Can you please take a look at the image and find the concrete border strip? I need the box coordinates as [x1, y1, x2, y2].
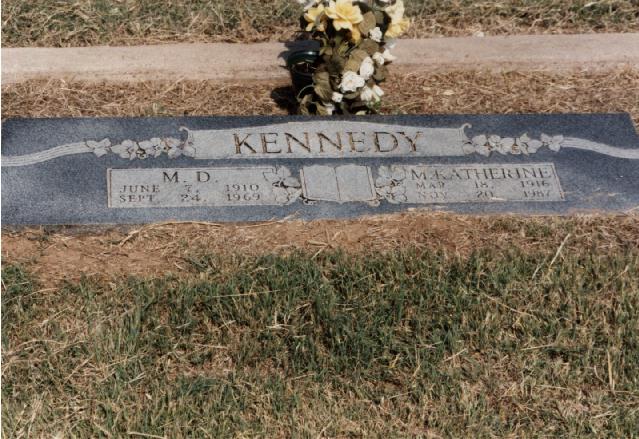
[3, 33, 639, 85]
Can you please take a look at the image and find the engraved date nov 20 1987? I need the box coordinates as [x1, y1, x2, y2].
[399, 163, 564, 204]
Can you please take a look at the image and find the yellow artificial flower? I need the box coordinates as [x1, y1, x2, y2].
[325, 0, 363, 33]
[385, 17, 410, 38]
[350, 25, 362, 42]
[304, 4, 325, 31]
[384, 0, 410, 38]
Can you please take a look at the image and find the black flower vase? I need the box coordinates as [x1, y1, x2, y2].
[286, 50, 319, 98]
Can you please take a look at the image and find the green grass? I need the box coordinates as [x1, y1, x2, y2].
[2, 248, 639, 437]
[2, 0, 638, 47]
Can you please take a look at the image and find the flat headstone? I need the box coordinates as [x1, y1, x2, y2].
[2, 114, 638, 225]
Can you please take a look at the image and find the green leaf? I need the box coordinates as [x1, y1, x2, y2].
[298, 94, 314, 115]
[350, 49, 369, 64]
[350, 100, 370, 113]
[344, 59, 359, 72]
[327, 54, 346, 76]
[344, 49, 368, 72]
[313, 71, 333, 102]
[359, 12, 377, 36]
[355, 1, 372, 14]
[373, 65, 388, 82]
[374, 10, 391, 33]
[359, 39, 380, 56]
[316, 103, 332, 116]
[337, 40, 350, 56]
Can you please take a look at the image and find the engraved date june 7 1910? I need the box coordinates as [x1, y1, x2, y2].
[108, 167, 280, 208]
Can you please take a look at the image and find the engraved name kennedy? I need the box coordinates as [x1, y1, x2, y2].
[4, 121, 638, 167]
[232, 130, 423, 154]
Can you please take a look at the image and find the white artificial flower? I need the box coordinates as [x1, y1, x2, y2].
[359, 56, 375, 80]
[369, 26, 383, 42]
[324, 102, 335, 115]
[372, 84, 385, 98]
[360, 87, 374, 102]
[385, 0, 405, 22]
[332, 92, 344, 103]
[382, 49, 397, 62]
[360, 85, 384, 103]
[372, 52, 385, 66]
[339, 71, 366, 92]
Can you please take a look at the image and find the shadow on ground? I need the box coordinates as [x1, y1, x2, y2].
[271, 39, 317, 115]
[271, 85, 299, 115]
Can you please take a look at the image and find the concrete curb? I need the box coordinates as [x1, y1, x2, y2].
[3, 33, 639, 84]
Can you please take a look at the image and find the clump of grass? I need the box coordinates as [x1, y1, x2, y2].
[2, 0, 638, 47]
[3, 70, 639, 127]
[2, 248, 638, 437]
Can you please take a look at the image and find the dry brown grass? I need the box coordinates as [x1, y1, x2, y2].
[3, 68, 639, 284]
[2, 0, 638, 47]
[3, 69, 639, 126]
[3, 228, 638, 437]
[3, 213, 639, 286]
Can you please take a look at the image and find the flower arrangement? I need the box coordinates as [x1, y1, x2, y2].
[291, 0, 410, 115]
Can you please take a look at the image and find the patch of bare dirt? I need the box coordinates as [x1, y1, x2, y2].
[3, 213, 638, 286]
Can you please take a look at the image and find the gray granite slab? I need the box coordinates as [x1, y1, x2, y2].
[2, 114, 638, 225]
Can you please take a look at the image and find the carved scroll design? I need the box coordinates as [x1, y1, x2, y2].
[461, 132, 639, 160]
[3, 123, 639, 167]
[263, 167, 303, 205]
[3, 133, 194, 167]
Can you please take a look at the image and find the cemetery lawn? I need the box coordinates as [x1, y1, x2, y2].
[3, 0, 639, 47]
[2, 215, 639, 437]
[3, 69, 639, 127]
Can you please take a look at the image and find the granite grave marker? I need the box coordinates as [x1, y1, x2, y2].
[2, 114, 638, 225]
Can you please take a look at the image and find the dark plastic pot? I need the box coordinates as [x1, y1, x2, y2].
[286, 50, 319, 98]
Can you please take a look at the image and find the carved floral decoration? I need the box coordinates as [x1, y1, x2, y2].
[463, 133, 565, 156]
[85, 129, 195, 160]
[375, 165, 407, 203]
[263, 167, 303, 205]
[85, 131, 568, 161]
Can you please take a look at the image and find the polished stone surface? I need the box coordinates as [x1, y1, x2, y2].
[2, 114, 638, 225]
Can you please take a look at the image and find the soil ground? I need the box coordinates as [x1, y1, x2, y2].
[4, 214, 638, 287]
